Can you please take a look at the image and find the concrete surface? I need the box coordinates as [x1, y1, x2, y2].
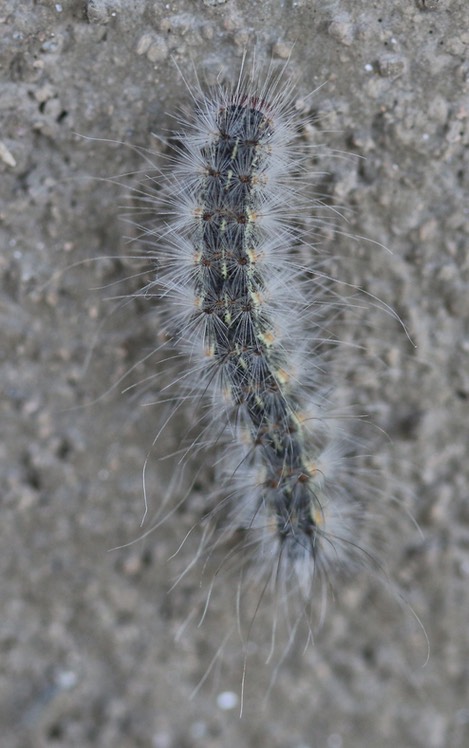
[1, 1, 468, 746]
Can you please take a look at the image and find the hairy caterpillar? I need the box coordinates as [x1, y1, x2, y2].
[91, 56, 428, 699]
[130, 57, 391, 633]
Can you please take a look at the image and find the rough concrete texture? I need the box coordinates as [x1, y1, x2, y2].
[1, 0, 468, 746]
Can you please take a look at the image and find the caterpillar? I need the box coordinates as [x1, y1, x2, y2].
[133, 57, 385, 637]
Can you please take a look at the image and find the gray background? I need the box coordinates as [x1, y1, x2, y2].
[1, 0, 468, 746]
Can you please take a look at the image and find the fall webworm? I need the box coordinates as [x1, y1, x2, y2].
[74, 52, 426, 693]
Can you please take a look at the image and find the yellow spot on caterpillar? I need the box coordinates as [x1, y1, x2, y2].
[296, 409, 312, 426]
[221, 384, 232, 402]
[194, 294, 204, 309]
[239, 426, 252, 446]
[266, 513, 278, 536]
[204, 343, 215, 358]
[312, 505, 325, 528]
[304, 461, 319, 478]
[255, 395, 265, 410]
[251, 173, 268, 187]
[249, 290, 263, 307]
[274, 367, 290, 385]
[246, 247, 257, 264]
[258, 330, 276, 346]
